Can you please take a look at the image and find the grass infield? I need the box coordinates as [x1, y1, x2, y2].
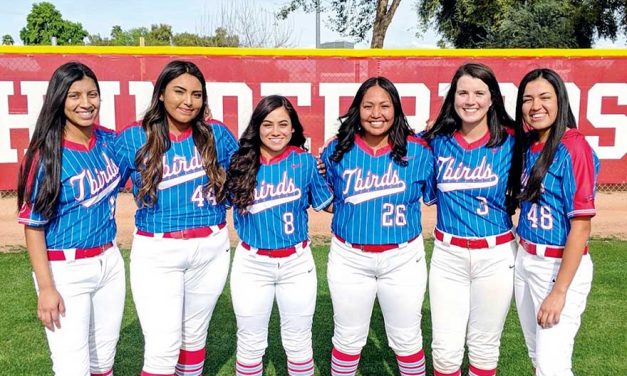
[1, 239, 625, 375]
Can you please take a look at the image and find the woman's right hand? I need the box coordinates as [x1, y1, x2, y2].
[37, 286, 65, 331]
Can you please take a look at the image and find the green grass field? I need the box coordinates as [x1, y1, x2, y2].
[1, 239, 625, 375]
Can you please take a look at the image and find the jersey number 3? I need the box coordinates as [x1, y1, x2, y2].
[476, 196, 489, 216]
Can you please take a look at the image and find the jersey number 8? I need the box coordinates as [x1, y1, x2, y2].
[283, 212, 295, 234]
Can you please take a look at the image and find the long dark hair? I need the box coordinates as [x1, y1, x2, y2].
[135, 60, 227, 207]
[330, 76, 413, 166]
[17, 62, 100, 218]
[424, 62, 513, 147]
[509, 68, 577, 203]
[227, 95, 307, 211]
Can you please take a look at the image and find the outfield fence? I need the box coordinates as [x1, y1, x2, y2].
[1, 47, 625, 190]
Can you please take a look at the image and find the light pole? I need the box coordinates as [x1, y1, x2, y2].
[315, 0, 320, 48]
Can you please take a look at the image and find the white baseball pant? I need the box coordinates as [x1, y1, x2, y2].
[130, 227, 230, 375]
[230, 242, 317, 365]
[514, 244, 593, 376]
[327, 235, 427, 356]
[34, 244, 125, 376]
[429, 232, 516, 374]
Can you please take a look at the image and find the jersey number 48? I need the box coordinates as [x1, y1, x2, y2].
[527, 203, 553, 230]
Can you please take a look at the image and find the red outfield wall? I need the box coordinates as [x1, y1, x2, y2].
[0, 47, 625, 189]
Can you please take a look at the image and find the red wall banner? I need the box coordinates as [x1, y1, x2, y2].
[0, 48, 625, 189]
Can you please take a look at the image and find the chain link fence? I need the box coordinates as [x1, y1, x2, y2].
[598, 184, 627, 192]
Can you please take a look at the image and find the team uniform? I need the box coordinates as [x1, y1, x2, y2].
[427, 130, 516, 376]
[321, 134, 435, 376]
[230, 145, 333, 376]
[515, 128, 599, 376]
[114, 121, 238, 376]
[18, 126, 125, 376]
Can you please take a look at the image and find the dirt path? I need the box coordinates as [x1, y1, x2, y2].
[2, 191, 625, 251]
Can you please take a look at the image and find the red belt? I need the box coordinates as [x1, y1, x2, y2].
[241, 240, 309, 258]
[334, 234, 419, 253]
[47, 242, 113, 261]
[136, 223, 226, 239]
[434, 228, 515, 249]
[519, 238, 588, 258]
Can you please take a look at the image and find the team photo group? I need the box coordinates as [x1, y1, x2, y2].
[17, 59, 598, 376]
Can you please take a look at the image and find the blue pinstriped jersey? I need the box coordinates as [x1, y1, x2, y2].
[321, 135, 435, 245]
[114, 121, 238, 233]
[233, 146, 333, 249]
[518, 129, 599, 246]
[18, 126, 120, 249]
[429, 131, 514, 237]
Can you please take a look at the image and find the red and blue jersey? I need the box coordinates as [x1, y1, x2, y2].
[518, 129, 599, 246]
[321, 134, 435, 245]
[429, 130, 515, 237]
[18, 126, 121, 249]
[114, 121, 238, 233]
[233, 146, 333, 250]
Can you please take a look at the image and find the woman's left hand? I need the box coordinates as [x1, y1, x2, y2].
[316, 156, 326, 176]
[537, 289, 566, 329]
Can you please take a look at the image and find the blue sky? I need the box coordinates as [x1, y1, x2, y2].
[2, 0, 625, 48]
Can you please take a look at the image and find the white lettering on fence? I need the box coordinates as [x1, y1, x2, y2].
[206, 82, 253, 137]
[587, 83, 627, 160]
[0, 80, 625, 168]
[0, 81, 47, 163]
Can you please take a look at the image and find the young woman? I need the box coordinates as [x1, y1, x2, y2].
[510, 68, 598, 376]
[114, 60, 238, 376]
[17, 62, 125, 376]
[423, 62, 517, 376]
[227, 95, 332, 376]
[320, 77, 435, 376]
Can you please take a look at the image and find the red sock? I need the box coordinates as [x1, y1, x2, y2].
[91, 370, 113, 376]
[397, 349, 426, 376]
[434, 369, 461, 376]
[287, 357, 315, 376]
[469, 364, 497, 376]
[330, 347, 360, 376]
[174, 348, 205, 376]
[235, 360, 263, 376]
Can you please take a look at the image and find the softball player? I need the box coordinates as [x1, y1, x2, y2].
[227, 95, 332, 376]
[114, 61, 238, 376]
[422, 63, 517, 376]
[320, 77, 435, 376]
[510, 68, 598, 376]
[17, 62, 125, 376]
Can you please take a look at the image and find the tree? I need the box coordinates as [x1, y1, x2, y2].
[20, 2, 88, 45]
[199, 0, 294, 48]
[485, 1, 578, 48]
[2, 34, 14, 45]
[208, 27, 240, 47]
[417, 0, 627, 48]
[172, 32, 208, 47]
[172, 29, 239, 47]
[88, 25, 238, 47]
[278, 0, 402, 48]
[146, 24, 173, 46]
